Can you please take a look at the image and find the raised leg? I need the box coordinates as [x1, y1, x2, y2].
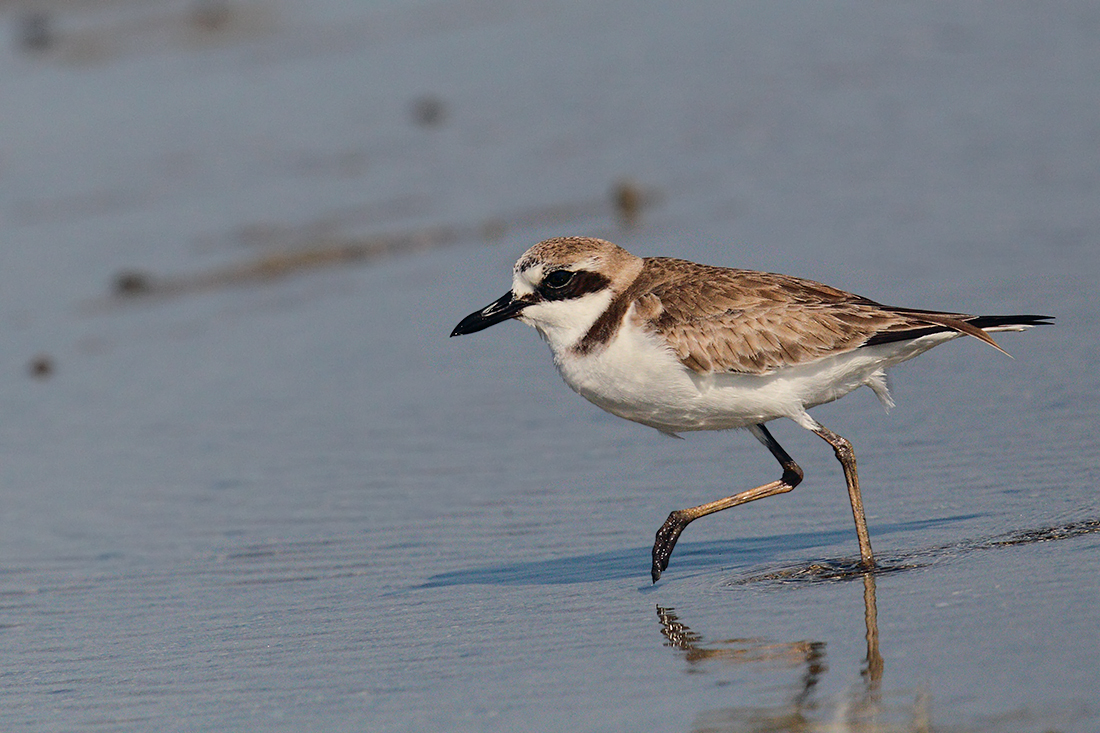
[811, 424, 875, 568]
[651, 423, 803, 583]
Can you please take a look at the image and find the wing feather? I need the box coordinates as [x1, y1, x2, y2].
[634, 258, 980, 375]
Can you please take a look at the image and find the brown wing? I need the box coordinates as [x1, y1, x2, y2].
[635, 258, 984, 375]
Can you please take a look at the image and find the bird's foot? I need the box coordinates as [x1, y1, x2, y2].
[651, 510, 689, 583]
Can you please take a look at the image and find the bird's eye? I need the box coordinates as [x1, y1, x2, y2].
[544, 270, 574, 289]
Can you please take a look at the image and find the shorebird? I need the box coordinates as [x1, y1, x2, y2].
[450, 237, 1050, 582]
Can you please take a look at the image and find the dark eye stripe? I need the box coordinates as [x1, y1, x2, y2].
[537, 270, 611, 301]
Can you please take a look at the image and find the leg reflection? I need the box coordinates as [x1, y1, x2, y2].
[655, 570, 941, 732]
[656, 605, 826, 702]
[862, 570, 884, 693]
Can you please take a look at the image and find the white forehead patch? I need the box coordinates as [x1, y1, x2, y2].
[511, 255, 604, 297]
[512, 272, 537, 296]
[511, 260, 544, 296]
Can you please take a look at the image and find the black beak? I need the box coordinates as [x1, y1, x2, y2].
[450, 291, 529, 337]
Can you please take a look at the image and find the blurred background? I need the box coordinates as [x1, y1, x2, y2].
[0, 1, 1096, 731]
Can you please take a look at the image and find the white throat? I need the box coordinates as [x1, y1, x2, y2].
[517, 288, 615, 356]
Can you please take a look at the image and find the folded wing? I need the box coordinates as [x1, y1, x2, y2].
[638, 258, 1050, 375]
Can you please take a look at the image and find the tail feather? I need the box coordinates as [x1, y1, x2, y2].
[863, 313, 1053, 352]
[966, 314, 1055, 331]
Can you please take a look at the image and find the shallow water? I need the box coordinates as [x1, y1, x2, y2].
[0, 1, 1097, 730]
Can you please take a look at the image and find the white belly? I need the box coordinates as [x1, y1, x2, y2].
[551, 320, 958, 434]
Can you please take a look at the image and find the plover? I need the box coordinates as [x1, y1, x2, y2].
[451, 236, 1051, 582]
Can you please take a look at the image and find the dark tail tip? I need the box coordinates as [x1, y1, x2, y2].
[968, 314, 1054, 329]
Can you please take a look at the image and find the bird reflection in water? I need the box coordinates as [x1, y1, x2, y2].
[657, 574, 935, 733]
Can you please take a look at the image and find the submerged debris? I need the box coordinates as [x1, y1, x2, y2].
[28, 354, 54, 379]
[190, 0, 233, 32]
[94, 187, 661, 307]
[410, 95, 447, 127]
[17, 12, 53, 52]
[611, 179, 642, 228]
[113, 270, 156, 296]
[611, 179, 661, 228]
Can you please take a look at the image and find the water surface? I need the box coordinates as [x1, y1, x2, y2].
[0, 1, 1097, 730]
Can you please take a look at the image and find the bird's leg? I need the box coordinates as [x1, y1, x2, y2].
[810, 423, 875, 568]
[651, 424, 803, 583]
